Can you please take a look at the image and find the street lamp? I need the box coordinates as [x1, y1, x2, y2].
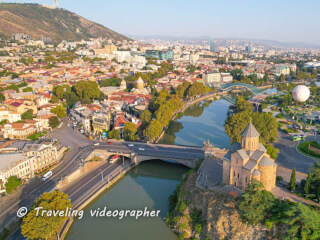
[99, 169, 104, 183]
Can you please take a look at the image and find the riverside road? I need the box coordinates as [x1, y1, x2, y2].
[0, 120, 205, 234]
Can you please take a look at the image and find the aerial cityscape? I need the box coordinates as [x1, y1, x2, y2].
[0, 1, 320, 240]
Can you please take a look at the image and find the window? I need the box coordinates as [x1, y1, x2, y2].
[238, 173, 240, 179]
[245, 177, 248, 183]
[234, 171, 235, 177]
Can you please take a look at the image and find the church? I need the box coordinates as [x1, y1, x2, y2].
[222, 122, 277, 191]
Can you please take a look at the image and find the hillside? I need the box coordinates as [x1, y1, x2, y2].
[0, 3, 131, 42]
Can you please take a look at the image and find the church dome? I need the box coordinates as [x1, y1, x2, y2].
[136, 77, 144, 90]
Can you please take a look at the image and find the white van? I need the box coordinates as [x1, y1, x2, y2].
[42, 171, 53, 181]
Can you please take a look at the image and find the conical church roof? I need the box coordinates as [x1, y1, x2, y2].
[241, 122, 260, 138]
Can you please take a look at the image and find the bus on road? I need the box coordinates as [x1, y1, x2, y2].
[292, 135, 306, 142]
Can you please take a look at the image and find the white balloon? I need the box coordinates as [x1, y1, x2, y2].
[292, 85, 310, 103]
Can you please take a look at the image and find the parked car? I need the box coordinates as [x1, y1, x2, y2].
[128, 144, 134, 147]
[107, 141, 112, 145]
[138, 148, 145, 151]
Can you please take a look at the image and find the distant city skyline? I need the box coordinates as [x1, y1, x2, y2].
[2, 0, 320, 45]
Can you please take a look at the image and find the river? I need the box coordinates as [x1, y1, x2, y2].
[66, 99, 231, 240]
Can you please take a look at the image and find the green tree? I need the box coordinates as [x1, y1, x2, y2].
[53, 84, 71, 99]
[123, 122, 137, 141]
[100, 77, 121, 87]
[143, 119, 162, 141]
[265, 144, 279, 159]
[236, 96, 253, 113]
[304, 171, 311, 195]
[73, 81, 100, 101]
[65, 92, 79, 107]
[22, 109, 34, 120]
[48, 116, 60, 129]
[51, 105, 67, 118]
[282, 202, 320, 240]
[238, 179, 275, 224]
[225, 111, 252, 144]
[310, 161, 320, 201]
[108, 129, 120, 140]
[279, 74, 286, 82]
[21, 191, 72, 240]
[140, 109, 152, 126]
[22, 87, 33, 92]
[50, 95, 59, 103]
[289, 168, 296, 191]
[4, 176, 21, 193]
[0, 93, 4, 103]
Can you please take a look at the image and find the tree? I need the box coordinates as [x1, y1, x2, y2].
[304, 171, 311, 195]
[140, 110, 152, 126]
[73, 81, 100, 101]
[281, 202, 320, 240]
[143, 119, 162, 141]
[279, 74, 286, 82]
[22, 109, 34, 120]
[225, 111, 252, 144]
[108, 129, 120, 140]
[48, 116, 60, 129]
[4, 176, 21, 193]
[236, 96, 253, 113]
[100, 77, 121, 87]
[53, 84, 71, 99]
[238, 179, 275, 224]
[50, 95, 59, 103]
[310, 161, 320, 201]
[0, 93, 4, 103]
[51, 105, 67, 118]
[123, 122, 137, 141]
[289, 168, 296, 191]
[21, 191, 72, 240]
[22, 87, 33, 92]
[65, 92, 79, 107]
[265, 144, 279, 159]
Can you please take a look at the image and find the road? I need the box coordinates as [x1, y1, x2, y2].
[94, 141, 205, 161]
[1, 119, 205, 235]
[275, 130, 320, 173]
[0, 119, 91, 232]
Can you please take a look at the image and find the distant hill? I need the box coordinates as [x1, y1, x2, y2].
[0, 3, 131, 42]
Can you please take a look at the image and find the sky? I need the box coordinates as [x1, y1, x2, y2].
[2, 0, 320, 44]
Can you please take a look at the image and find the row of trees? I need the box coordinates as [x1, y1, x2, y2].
[51, 81, 104, 106]
[290, 161, 320, 203]
[239, 180, 320, 239]
[21, 191, 72, 239]
[142, 82, 211, 141]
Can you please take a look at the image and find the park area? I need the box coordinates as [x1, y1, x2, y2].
[298, 141, 320, 159]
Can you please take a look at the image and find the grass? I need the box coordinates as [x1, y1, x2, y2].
[297, 141, 320, 159]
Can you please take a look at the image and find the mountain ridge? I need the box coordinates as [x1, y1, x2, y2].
[0, 3, 131, 42]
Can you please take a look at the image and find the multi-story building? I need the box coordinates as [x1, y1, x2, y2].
[91, 112, 111, 135]
[0, 140, 66, 193]
[1, 121, 42, 139]
[22, 140, 66, 173]
[0, 153, 32, 194]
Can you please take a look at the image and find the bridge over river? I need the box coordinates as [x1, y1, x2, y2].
[92, 141, 214, 168]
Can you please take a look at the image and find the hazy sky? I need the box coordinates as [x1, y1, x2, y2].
[3, 0, 320, 44]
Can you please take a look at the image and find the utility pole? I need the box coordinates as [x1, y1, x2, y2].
[99, 169, 104, 183]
